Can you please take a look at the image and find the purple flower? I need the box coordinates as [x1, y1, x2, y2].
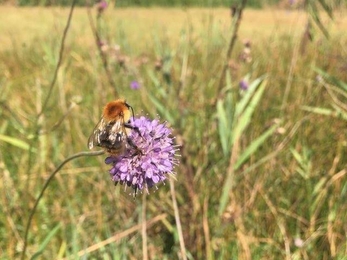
[239, 79, 249, 91]
[130, 81, 140, 90]
[105, 116, 179, 196]
[97, 40, 105, 47]
[97, 0, 108, 13]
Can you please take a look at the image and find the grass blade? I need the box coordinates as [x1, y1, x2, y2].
[232, 79, 267, 142]
[317, 0, 333, 19]
[314, 67, 347, 92]
[217, 100, 230, 155]
[308, 3, 329, 38]
[235, 75, 265, 118]
[234, 123, 277, 171]
[301, 106, 347, 120]
[0, 134, 35, 151]
[30, 224, 61, 260]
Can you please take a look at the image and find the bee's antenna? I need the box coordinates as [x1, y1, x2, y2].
[130, 106, 135, 121]
[125, 101, 135, 121]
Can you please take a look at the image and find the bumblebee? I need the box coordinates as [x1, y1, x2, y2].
[88, 99, 138, 155]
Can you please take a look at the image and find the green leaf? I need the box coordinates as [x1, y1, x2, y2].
[217, 100, 230, 155]
[235, 75, 264, 118]
[308, 2, 329, 38]
[312, 177, 327, 203]
[0, 134, 35, 151]
[31, 224, 61, 260]
[232, 79, 267, 142]
[301, 106, 347, 121]
[314, 67, 347, 92]
[301, 106, 333, 115]
[331, 104, 347, 120]
[218, 168, 234, 216]
[290, 148, 310, 179]
[317, 0, 333, 19]
[219, 78, 267, 215]
[234, 123, 277, 171]
[291, 148, 303, 165]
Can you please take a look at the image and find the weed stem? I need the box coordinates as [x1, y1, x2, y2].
[21, 150, 104, 260]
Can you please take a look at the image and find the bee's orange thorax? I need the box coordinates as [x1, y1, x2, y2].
[103, 99, 131, 122]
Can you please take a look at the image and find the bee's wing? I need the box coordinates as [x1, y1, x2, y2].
[111, 118, 125, 134]
[88, 117, 107, 149]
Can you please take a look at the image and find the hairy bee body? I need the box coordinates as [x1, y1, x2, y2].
[88, 99, 133, 156]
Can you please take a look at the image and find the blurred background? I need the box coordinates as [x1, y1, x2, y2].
[1, 0, 347, 259]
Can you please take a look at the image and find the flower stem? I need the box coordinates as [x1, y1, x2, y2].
[21, 150, 104, 260]
[170, 178, 187, 260]
[142, 192, 148, 260]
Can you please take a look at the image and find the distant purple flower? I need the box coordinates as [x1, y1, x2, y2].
[130, 81, 140, 90]
[289, 0, 296, 5]
[239, 79, 249, 91]
[97, 0, 108, 13]
[98, 40, 105, 47]
[105, 116, 179, 196]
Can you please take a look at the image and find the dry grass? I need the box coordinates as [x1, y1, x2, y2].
[3, 7, 346, 51]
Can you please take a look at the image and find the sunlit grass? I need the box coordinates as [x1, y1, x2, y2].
[1, 6, 347, 259]
[0, 7, 333, 51]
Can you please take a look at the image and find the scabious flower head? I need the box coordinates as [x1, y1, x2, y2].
[105, 116, 179, 196]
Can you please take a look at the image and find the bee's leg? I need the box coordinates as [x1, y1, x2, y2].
[126, 137, 143, 155]
[124, 123, 142, 137]
[132, 185, 138, 198]
[124, 122, 143, 155]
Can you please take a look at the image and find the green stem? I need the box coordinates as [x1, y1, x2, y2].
[21, 150, 104, 260]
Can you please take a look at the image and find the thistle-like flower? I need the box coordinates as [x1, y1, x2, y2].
[105, 116, 179, 196]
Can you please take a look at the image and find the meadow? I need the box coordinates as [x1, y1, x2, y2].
[1, 5, 347, 259]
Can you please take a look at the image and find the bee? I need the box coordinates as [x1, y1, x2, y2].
[88, 99, 139, 156]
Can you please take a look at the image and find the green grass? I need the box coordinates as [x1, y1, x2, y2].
[1, 6, 347, 260]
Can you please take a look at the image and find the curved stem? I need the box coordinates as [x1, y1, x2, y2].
[21, 150, 104, 260]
